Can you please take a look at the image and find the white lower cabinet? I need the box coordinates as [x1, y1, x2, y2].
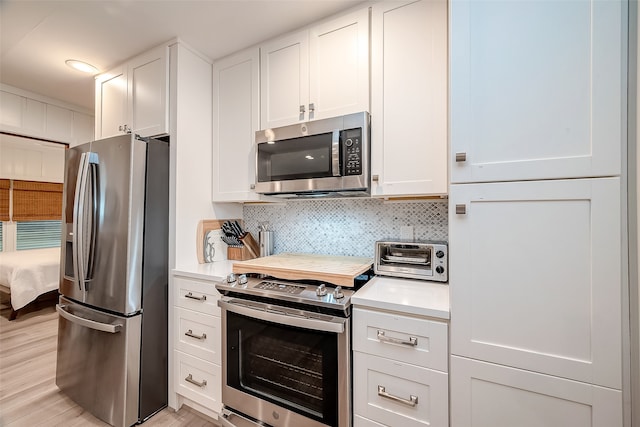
[172, 275, 222, 419]
[353, 307, 449, 427]
[175, 351, 222, 414]
[450, 356, 622, 427]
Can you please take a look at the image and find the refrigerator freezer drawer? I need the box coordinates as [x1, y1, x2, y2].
[55, 296, 142, 427]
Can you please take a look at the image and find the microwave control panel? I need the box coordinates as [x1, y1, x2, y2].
[342, 128, 362, 176]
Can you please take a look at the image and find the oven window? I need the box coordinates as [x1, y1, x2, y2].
[257, 133, 334, 182]
[227, 311, 339, 426]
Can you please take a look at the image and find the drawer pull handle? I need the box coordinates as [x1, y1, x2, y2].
[185, 329, 207, 340]
[377, 330, 418, 347]
[185, 292, 207, 301]
[378, 385, 418, 407]
[185, 374, 207, 388]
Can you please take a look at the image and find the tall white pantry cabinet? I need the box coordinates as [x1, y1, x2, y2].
[448, 0, 626, 426]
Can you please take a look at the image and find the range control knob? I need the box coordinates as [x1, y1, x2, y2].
[226, 273, 237, 283]
[238, 274, 248, 285]
[316, 284, 327, 296]
[435, 265, 445, 274]
[333, 286, 344, 300]
[436, 250, 445, 258]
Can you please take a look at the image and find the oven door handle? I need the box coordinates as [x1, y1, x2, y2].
[218, 299, 346, 333]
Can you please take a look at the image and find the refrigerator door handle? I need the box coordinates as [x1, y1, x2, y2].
[56, 304, 122, 334]
[73, 152, 99, 290]
[72, 152, 90, 292]
[85, 156, 99, 281]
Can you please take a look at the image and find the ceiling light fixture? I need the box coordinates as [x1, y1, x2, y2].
[65, 59, 98, 74]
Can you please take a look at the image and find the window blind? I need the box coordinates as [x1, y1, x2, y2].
[16, 220, 61, 250]
[12, 180, 63, 221]
[0, 222, 3, 251]
[0, 179, 9, 222]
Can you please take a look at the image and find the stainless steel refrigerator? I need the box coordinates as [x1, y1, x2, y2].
[56, 134, 169, 427]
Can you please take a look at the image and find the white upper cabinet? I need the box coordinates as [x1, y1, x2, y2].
[260, 7, 369, 129]
[95, 44, 169, 139]
[212, 47, 266, 202]
[449, 178, 622, 389]
[0, 133, 65, 183]
[370, 0, 448, 197]
[450, 0, 623, 183]
[0, 87, 93, 144]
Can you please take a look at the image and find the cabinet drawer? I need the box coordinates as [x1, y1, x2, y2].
[174, 350, 222, 414]
[353, 352, 449, 427]
[173, 276, 221, 315]
[174, 307, 221, 363]
[354, 414, 386, 426]
[353, 307, 448, 372]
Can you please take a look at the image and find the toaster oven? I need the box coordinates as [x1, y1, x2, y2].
[374, 241, 448, 282]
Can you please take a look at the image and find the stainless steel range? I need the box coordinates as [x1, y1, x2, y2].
[216, 270, 372, 427]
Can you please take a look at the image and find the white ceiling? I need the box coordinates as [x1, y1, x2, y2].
[0, 0, 365, 112]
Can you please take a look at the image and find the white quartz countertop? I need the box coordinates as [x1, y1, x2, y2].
[172, 260, 234, 282]
[352, 275, 450, 320]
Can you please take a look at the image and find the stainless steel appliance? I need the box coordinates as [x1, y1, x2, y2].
[375, 240, 448, 282]
[216, 272, 373, 427]
[55, 134, 169, 427]
[255, 111, 370, 198]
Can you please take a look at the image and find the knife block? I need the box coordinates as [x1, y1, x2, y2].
[227, 246, 254, 261]
[227, 233, 260, 261]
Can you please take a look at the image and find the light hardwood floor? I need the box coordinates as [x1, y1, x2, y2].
[0, 295, 219, 427]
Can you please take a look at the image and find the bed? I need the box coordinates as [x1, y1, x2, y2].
[0, 247, 61, 320]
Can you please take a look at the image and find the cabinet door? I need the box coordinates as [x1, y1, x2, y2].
[449, 178, 621, 389]
[128, 45, 169, 137]
[309, 7, 369, 121]
[450, 356, 622, 427]
[95, 65, 127, 139]
[72, 111, 94, 147]
[0, 90, 24, 130]
[260, 30, 309, 129]
[370, 0, 447, 197]
[45, 104, 74, 143]
[450, 0, 623, 182]
[212, 48, 263, 202]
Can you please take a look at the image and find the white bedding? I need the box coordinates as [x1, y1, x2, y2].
[0, 247, 60, 310]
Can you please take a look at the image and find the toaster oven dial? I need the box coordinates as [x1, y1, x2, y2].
[436, 250, 445, 258]
[435, 265, 445, 274]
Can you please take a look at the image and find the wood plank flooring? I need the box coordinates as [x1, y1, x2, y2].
[0, 296, 219, 427]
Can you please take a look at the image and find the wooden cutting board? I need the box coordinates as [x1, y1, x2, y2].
[232, 253, 373, 287]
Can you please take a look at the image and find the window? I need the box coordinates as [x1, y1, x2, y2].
[16, 220, 61, 250]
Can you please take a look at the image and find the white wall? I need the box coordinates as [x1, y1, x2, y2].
[170, 42, 241, 268]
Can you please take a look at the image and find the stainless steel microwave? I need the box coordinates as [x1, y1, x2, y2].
[255, 112, 370, 198]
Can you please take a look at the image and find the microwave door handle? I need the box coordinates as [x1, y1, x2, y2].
[331, 130, 341, 176]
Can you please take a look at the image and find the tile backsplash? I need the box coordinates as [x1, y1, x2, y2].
[243, 198, 448, 258]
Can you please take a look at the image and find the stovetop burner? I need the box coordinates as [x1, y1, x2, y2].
[215, 271, 373, 315]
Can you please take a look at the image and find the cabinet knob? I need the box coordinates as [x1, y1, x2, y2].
[372, 175, 379, 182]
[455, 152, 467, 162]
[250, 184, 255, 190]
[455, 204, 467, 215]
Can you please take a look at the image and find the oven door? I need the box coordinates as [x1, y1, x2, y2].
[219, 297, 351, 427]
